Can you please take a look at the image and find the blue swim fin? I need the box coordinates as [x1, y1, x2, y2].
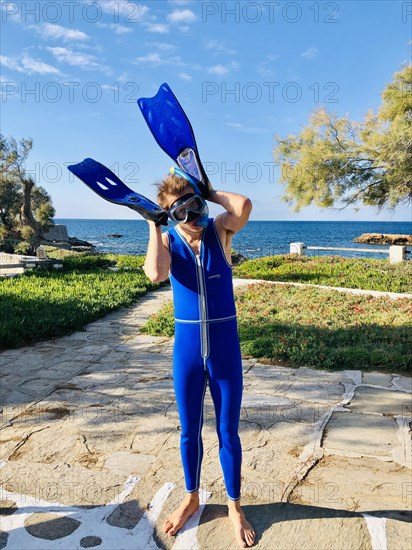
[68, 158, 168, 226]
[137, 83, 211, 198]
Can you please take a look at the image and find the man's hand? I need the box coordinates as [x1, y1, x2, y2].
[211, 190, 252, 235]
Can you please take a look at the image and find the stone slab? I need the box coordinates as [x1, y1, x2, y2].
[0, 285, 411, 549]
[362, 372, 393, 387]
[386, 517, 412, 550]
[197, 502, 372, 550]
[291, 455, 411, 513]
[103, 452, 155, 477]
[393, 376, 412, 393]
[0, 461, 128, 506]
[349, 386, 412, 417]
[323, 411, 400, 457]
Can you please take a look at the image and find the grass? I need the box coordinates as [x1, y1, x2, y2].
[233, 255, 412, 293]
[142, 282, 412, 373]
[2, 251, 411, 372]
[0, 249, 162, 349]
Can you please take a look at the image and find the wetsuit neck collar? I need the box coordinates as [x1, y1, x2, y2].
[175, 223, 207, 259]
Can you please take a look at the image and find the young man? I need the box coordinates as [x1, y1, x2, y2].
[144, 170, 255, 548]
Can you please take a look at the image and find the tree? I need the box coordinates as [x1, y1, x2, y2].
[0, 134, 55, 253]
[274, 64, 412, 211]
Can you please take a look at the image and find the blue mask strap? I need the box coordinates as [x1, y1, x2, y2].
[169, 166, 201, 196]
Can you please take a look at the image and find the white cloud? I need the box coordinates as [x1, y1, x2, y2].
[33, 23, 89, 42]
[0, 54, 60, 75]
[147, 41, 176, 51]
[46, 47, 109, 72]
[257, 55, 279, 78]
[167, 9, 197, 24]
[21, 54, 61, 74]
[97, 22, 133, 35]
[208, 64, 229, 75]
[114, 25, 133, 35]
[226, 122, 243, 129]
[133, 53, 185, 68]
[203, 40, 236, 55]
[0, 3, 21, 22]
[179, 72, 192, 81]
[0, 56, 20, 71]
[207, 61, 239, 76]
[144, 22, 169, 33]
[226, 122, 265, 134]
[93, 0, 149, 19]
[301, 47, 318, 60]
[134, 52, 163, 64]
[117, 72, 130, 82]
[257, 63, 273, 78]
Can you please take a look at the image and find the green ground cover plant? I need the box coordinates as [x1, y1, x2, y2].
[0, 251, 157, 349]
[2, 252, 411, 372]
[233, 255, 412, 293]
[142, 283, 412, 372]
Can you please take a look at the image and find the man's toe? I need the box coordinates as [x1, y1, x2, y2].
[246, 530, 255, 546]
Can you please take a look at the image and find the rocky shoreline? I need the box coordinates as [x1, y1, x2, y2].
[354, 233, 412, 245]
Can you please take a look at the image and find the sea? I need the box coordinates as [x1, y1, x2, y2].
[56, 219, 412, 261]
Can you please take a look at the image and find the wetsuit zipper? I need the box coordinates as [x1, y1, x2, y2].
[196, 254, 208, 363]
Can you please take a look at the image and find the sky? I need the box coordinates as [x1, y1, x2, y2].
[1, 0, 411, 221]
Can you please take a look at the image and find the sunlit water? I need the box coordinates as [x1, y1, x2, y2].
[57, 219, 412, 260]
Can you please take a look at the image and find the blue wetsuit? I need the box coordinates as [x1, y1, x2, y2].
[167, 218, 243, 500]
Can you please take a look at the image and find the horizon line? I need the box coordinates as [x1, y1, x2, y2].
[54, 218, 412, 223]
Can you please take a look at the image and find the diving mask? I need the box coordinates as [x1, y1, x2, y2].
[168, 193, 209, 228]
[168, 167, 209, 228]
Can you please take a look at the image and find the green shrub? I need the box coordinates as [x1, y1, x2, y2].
[141, 282, 412, 373]
[233, 255, 412, 293]
[0, 253, 161, 349]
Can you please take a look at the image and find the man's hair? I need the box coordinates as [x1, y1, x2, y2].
[155, 174, 194, 210]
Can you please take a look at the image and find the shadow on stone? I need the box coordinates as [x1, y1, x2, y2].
[106, 499, 145, 529]
[198, 502, 412, 547]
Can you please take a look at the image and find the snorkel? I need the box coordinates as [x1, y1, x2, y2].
[169, 167, 209, 228]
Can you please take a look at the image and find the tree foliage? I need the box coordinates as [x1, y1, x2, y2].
[274, 65, 412, 211]
[0, 134, 55, 253]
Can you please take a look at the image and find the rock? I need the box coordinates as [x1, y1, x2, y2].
[80, 536, 103, 548]
[353, 233, 412, 245]
[43, 224, 69, 243]
[0, 531, 9, 550]
[105, 500, 143, 529]
[231, 251, 248, 265]
[68, 237, 95, 250]
[24, 513, 81, 540]
[0, 500, 17, 516]
[107, 234, 123, 238]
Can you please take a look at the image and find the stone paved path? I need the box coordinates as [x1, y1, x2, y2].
[0, 284, 411, 550]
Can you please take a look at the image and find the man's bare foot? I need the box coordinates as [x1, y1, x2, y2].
[164, 492, 200, 536]
[228, 500, 256, 548]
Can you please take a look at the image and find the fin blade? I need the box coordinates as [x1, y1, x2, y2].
[68, 158, 168, 225]
[138, 83, 197, 161]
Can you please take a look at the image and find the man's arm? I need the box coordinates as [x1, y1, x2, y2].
[143, 222, 171, 283]
[209, 189, 252, 234]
